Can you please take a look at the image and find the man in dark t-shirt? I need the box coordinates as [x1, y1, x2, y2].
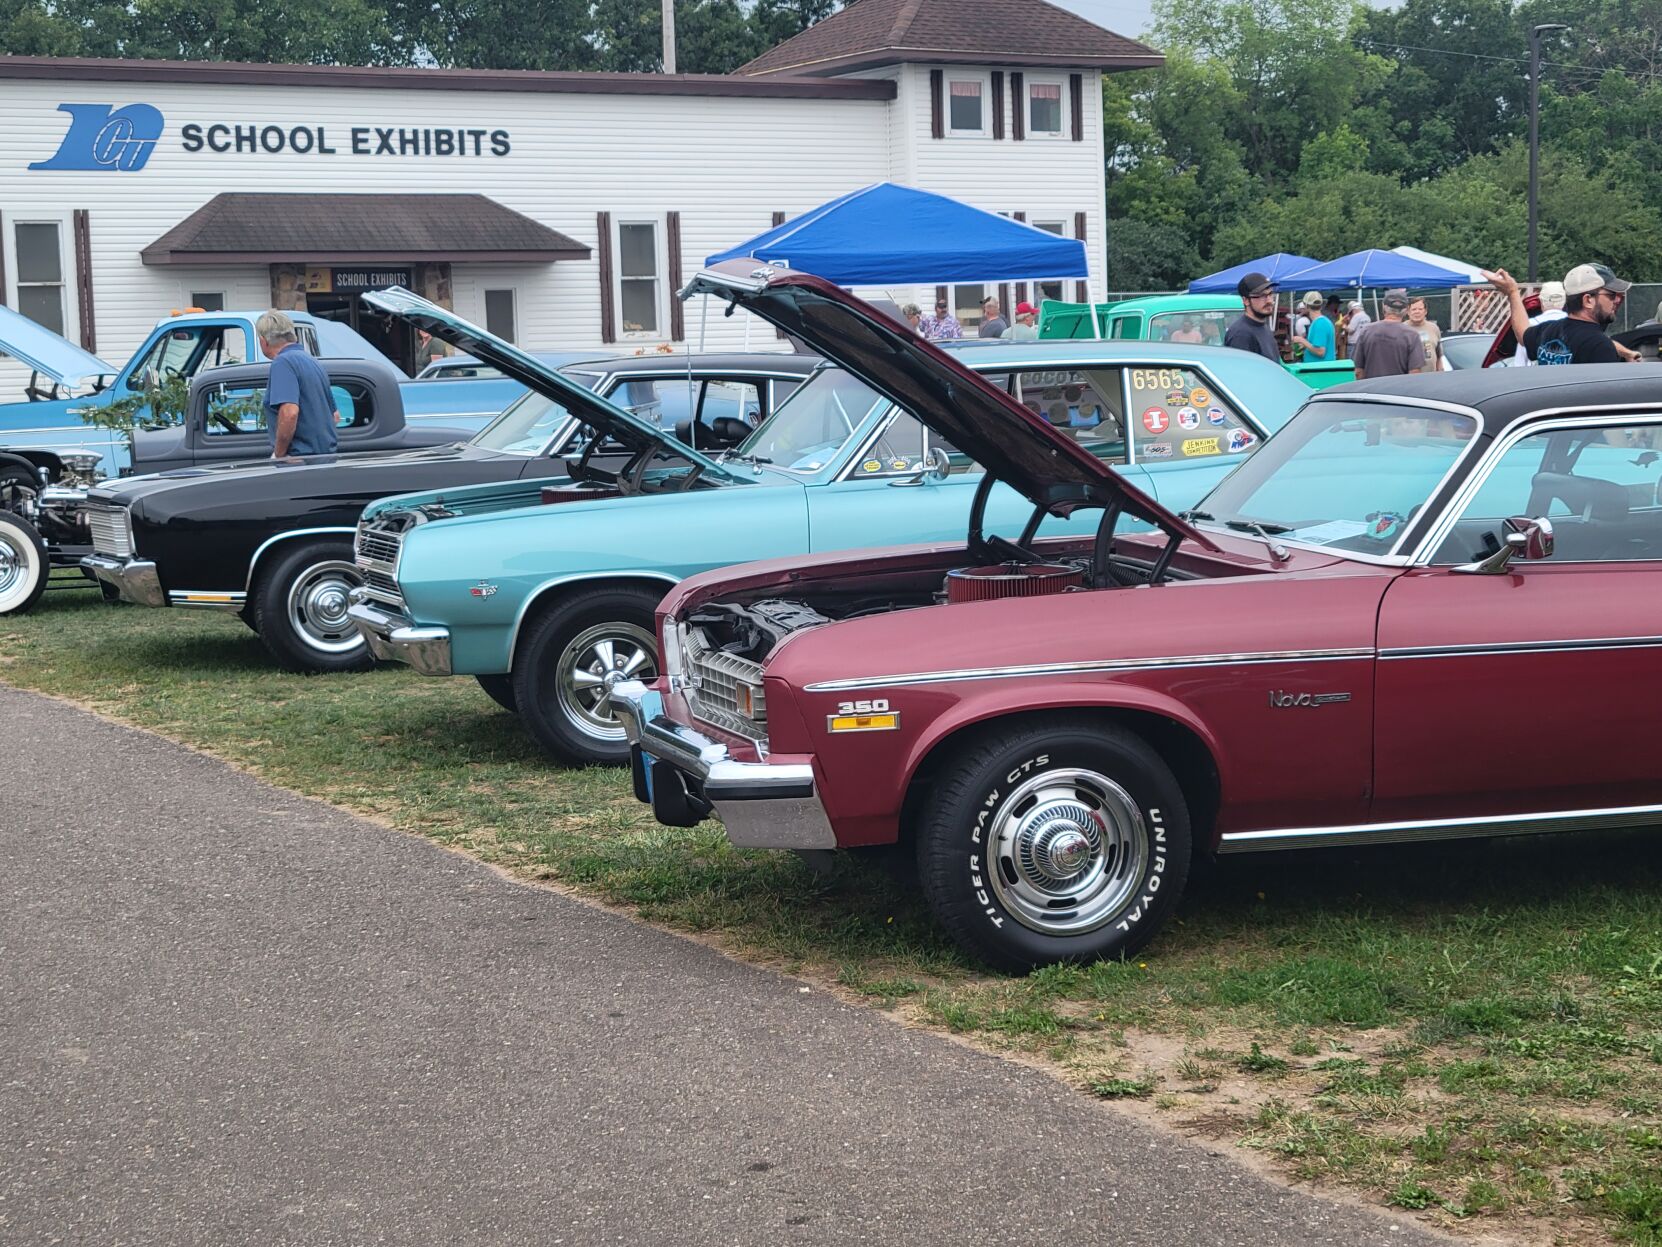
[1224, 271, 1281, 362]
[257, 310, 339, 457]
[1489, 263, 1631, 365]
[1349, 290, 1425, 379]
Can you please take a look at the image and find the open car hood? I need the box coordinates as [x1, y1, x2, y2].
[361, 287, 741, 481]
[683, 262, 1206, 537]
[0, 304, 113, 388]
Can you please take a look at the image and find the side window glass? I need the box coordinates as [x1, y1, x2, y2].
[1150, 310, 1228, 347]
[702, 380, 762, 428]
[202, 383, 267, 436]
[850, 410, 928, 477]
[1127, 366, 1258, 464]
[1432, 423, 1662, 565]
[1110, 317, 1142, 340]
[1012, 368, 1127, 462]
[332, 382, 373, 430]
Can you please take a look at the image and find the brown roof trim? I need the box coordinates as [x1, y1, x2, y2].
[141, 249, 582, 266]
[743, 49, 1163, 77]
[0, 54, 897, 100]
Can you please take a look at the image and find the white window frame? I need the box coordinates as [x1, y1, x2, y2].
[483, 287, 518, 343]
[189, 290, 227, 312]
[614, 218, 667, 339]
[945, 72, 993, 138]
[10, 216, 75, 341]
[1032, 219, 1068, 302]
[1025, 74, 1067, 139]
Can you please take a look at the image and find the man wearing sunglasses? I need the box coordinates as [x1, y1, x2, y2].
[1224, 271, 1282, 362]
[1489, 263, 1632, 365]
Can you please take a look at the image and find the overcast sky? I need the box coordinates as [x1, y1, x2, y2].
[1051, 0, 1401, 40]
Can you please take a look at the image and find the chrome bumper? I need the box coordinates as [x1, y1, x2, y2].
[346, 594, 453, 677]
[80, 554, 165, 608]
[611, 679, 835, 850]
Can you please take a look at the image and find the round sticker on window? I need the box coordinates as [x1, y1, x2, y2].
[1141, 407, 1170, 434]
[1189, 387, 1211, 406]
[1176, 406, 1201, 430]
[862, 459, 882, 473]
[1207, 406, 1228, 426]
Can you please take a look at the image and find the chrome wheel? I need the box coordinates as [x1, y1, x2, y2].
[285, 559, 363, 655]
[988, 767, 1150, 937]
[0, 530, 28, 599]
[555, 621, 657, 741]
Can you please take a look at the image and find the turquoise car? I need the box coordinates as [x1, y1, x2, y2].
[348, 284, 1311, 765]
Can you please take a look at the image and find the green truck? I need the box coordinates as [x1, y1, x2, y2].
[1038, 293, 1355, 390]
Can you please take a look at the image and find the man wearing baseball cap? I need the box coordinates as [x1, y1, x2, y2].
[1291, 290, 1335, 361]
[1003, 301, 1040, 341]
[1349, 289, 1425, 379]
[1487, 263, 1632, 365]
[1224, 271, 1281, 362]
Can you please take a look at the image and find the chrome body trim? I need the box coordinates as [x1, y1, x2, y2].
[245, 526, 357, 593]
[612, 680, 835, 850]
[1219, 802, 1662, 854]
[1379, 635, 1662, 660]
[800, 646, 1373, 694]
[80, 554, 165, 608]
[1410, 408, 1662, 565]
[346, 595, 453, 676]
[167, 590, 246, 612]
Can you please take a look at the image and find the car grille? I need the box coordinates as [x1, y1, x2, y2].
[684, 626, 767, 741]
[354, 520, 405, 609]
[87, 505, 135, 559]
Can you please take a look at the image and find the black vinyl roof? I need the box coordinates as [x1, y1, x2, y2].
[1320, 364, 1662, 435]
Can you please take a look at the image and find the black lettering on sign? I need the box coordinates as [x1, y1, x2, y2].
[398, 128, 419, 155]
[490, 129, 510, 156]
[234, 125, 257, 153]
[351, 127, 371, 155]
[468, 128, 486, 156]
[434, 130, 455, 156]
[318, 127, 337, 155]
[374, 127, 395, 155]
[289, 126, 314, 154]
[206, 124, 230, 153]
[181, 123, 203, 153]
[259, 125, 284, 153]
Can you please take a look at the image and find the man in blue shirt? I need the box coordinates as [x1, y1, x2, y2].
[1292, 290, 1335, 361]
[256, 310, 338, 458]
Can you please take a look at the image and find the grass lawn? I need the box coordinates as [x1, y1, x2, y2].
[6, 588, 1661, 1245]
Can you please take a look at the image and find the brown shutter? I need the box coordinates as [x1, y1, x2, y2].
[1074, 211, 1088, 303]
[73, 209, 95, 353]
[930, 69, 944, 139]
[772, 211, 788, 340]
[1013, 212, 1027, 305]
[596, 211, 616, 344]
[991, 72, 1005, 140]
[935, 285, 948, 311]
[998, 283, 1011, 322]
[1011, 72, 1025, 140]
[666, 210, 684, 342]
[1070, 73, 1084, 141]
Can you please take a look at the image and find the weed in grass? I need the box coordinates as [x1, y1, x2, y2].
[1090, 1076, 1154, 1099]
[1288, 1034, 1320, 1057]
[1410, 1124, 1454, 1164]
[1238, 1042, 1290, 1076]
[1390, 1179, 1439, 1211]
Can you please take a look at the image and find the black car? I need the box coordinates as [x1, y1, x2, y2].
[81, 352, 816, 671]
[1, 356, 471, 617]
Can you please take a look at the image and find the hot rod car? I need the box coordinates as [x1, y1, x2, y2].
[616, 265, 1662, 971]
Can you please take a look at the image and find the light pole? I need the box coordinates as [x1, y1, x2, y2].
[662, 0, 677, 74]
[1528, 22, 1568, 282]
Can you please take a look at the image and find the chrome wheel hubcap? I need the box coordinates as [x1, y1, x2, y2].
[286, 560, 363, 654]
[0, 534, 25, 599]
[555, 622, 657, 741]
[989, 768, 1149, 936]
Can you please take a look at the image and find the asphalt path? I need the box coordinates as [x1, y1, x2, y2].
[0, 685, 1451, 1246]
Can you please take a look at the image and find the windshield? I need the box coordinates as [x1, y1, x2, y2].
[734, 367, 889, 473]
[469, 376, 600, 455]
[1197, 401, 1480, 555]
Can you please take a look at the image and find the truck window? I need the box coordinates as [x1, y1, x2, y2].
[132, 324, 252, 387]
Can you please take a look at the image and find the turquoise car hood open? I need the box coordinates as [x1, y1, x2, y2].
[0, 303, 114, 388]
[362, 287, 743, 483]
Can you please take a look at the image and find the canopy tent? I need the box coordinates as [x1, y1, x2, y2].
[704, 183, 1088, 287]
[1389, 246, 1488, 285]
[1281, 248, 1471, 290]
[1187, 252, 1320, 294]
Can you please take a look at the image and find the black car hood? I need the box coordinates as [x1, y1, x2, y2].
[683, 261, 1205, 537]
[362, 287, 743, 483]
[91, 441, 488, 505]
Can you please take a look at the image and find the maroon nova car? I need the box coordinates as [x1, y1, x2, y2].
[615, 263, 1662, 971]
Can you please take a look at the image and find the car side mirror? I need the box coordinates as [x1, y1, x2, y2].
[1455, 515, 1554, 574]
[888, 445, 953, 488]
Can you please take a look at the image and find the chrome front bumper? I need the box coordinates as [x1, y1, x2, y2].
[346, 594, 453, 676]
[80, 554, 165, 608]
[611, 679, 835, 850]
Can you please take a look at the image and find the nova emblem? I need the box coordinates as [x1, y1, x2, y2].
[469, 581, 498, 599]
[1268, 690, 1351, 708]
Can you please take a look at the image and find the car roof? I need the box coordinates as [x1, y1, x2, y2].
[1318, 364, 1662, 434]
[940, 339, 1273, 366]
[568, 352, 821, 375]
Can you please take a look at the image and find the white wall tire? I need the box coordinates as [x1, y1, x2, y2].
[0, 509, 48, 616]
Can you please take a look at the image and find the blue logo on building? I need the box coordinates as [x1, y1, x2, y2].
[30, 103, 166, 172]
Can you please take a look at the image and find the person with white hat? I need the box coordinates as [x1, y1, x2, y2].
[1291, 290, 1335, 360]
[1487, 264, 1631, 365]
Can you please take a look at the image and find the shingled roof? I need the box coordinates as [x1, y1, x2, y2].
[142, 193, 590, 265]
[738, 0, 1163, 77]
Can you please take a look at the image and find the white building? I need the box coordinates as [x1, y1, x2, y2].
[0, 0, 1160, 385]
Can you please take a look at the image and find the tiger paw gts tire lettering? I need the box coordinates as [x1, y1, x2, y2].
[916, 723, 1190, 972]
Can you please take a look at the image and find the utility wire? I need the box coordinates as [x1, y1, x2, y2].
[1356, 36, 1662, 82]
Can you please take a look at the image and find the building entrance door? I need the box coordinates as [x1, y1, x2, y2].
[304, 291, 416, 376]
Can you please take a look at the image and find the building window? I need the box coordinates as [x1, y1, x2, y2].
[485, 289, 517, 342]
[618, 221, 661, 335]
[1028, 78, 1065, 136]
[1033, 220, 1067, 302]
[953, 285, 988, 333]
[947, 76, 988, 136]
[190, 291, 226, 312]
[15, 222, 67, 336]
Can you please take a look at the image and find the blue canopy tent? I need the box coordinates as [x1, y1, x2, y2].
[1280, 249, 1472, 290]
[1188, 253, 1320, 295]
[705, 183, 1088, 287]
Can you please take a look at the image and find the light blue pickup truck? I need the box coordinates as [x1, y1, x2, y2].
[0, 304, 528, 476]
[348, 279, 1311, 765]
